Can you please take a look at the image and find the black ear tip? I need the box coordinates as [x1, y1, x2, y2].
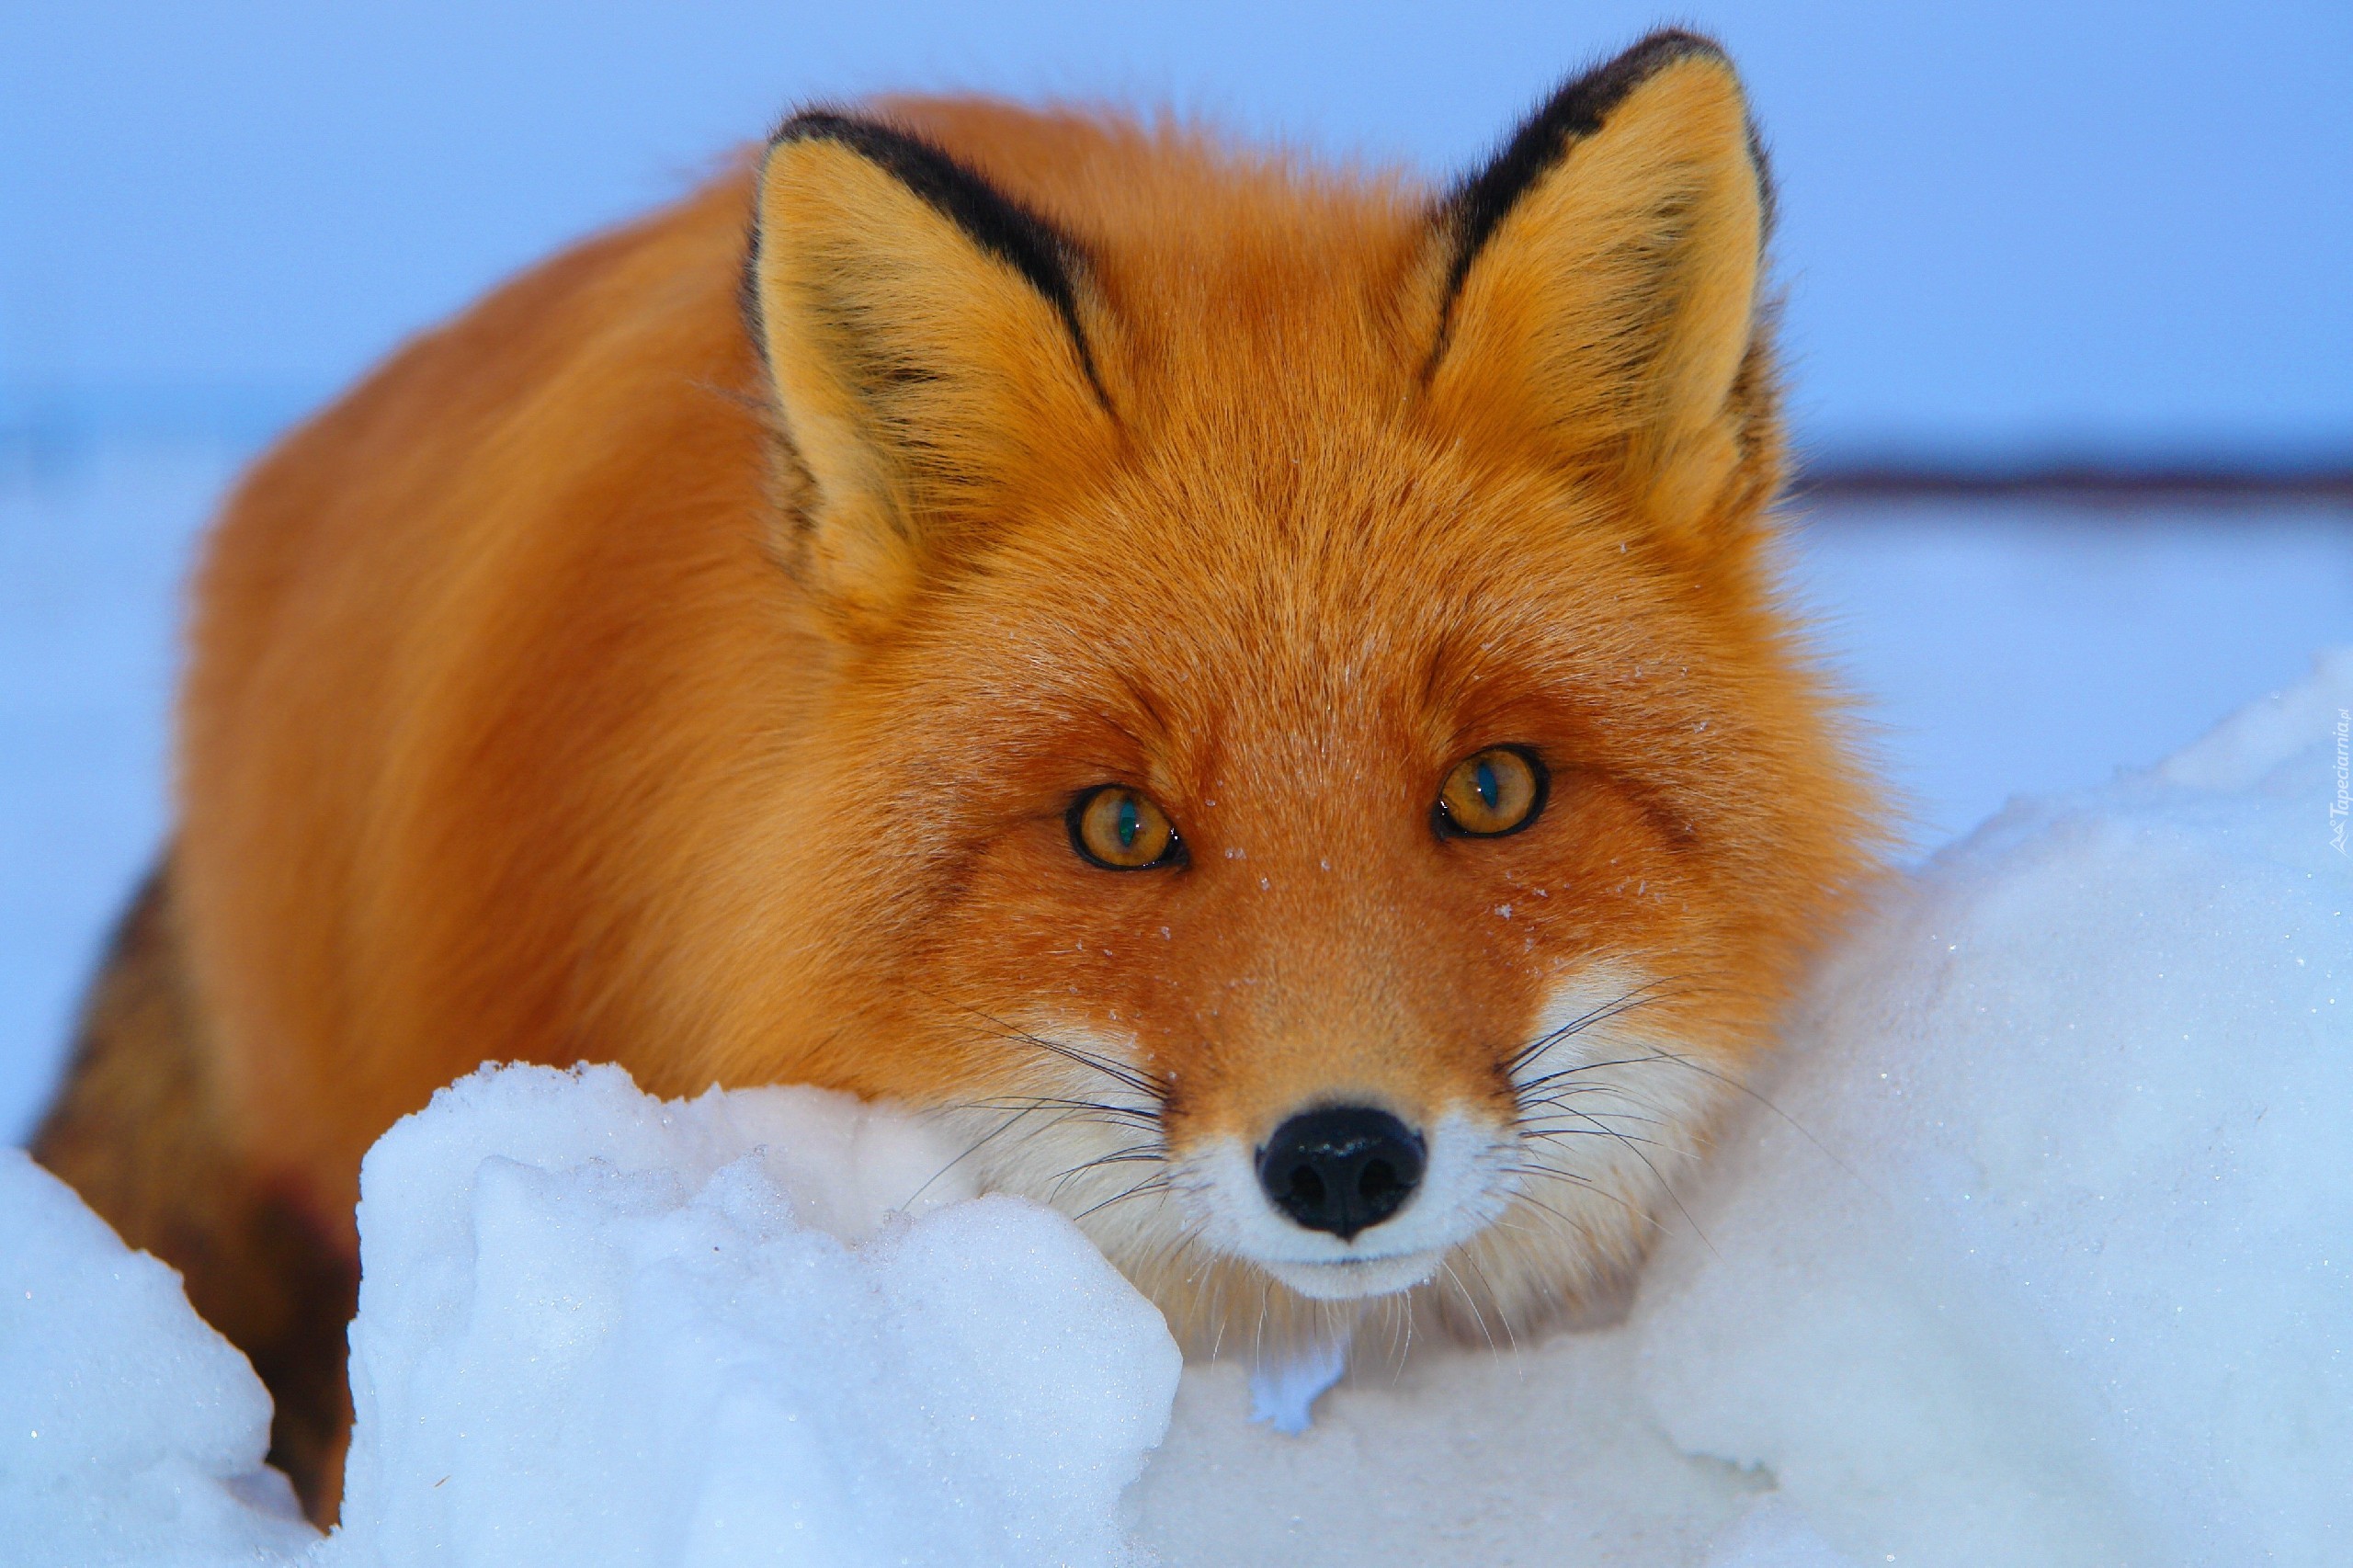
[764, 108, 925, 165]
[1448, 27, 1757, 242]
[767, 108, 854, 149]
[1416, 26, 1765, 380]
[1539, 28, 1744, 139]
[1615, 26, 1734, 72]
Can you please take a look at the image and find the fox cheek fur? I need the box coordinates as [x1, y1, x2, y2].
[40, 28, 1880, 1519]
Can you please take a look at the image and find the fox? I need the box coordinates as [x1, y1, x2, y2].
[34, 28, 1878, 1522]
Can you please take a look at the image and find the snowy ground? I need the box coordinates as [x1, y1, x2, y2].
[2, 439, 2349, 1563]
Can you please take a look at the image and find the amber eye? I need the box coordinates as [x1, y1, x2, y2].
[1068, 786, 1183, 869]
[1436, 746, 1547, 838]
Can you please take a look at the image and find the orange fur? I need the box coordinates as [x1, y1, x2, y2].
[66, 30, 1878, 1506]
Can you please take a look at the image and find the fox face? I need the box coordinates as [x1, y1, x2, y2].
[727, 30, 1880, 1351]
[826, 451, 1783, 1344]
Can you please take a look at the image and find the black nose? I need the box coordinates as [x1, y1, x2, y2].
[1256, 1107, 1426, 1239]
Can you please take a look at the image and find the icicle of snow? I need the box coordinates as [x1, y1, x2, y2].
[1246, 1332, 1351, 1435]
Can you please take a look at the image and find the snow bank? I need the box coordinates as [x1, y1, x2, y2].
[0, 1147, 317, 1567]
[3, 1069, 1181, 1568]
[329, 1066, 1180, 1568]
[1633, 649, 2353, 1564]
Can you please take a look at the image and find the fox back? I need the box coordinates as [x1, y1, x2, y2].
[49, 31, 1876, 1512]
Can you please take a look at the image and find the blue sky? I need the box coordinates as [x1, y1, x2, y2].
[3, 0, 2349, 458]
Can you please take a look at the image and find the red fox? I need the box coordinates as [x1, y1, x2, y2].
[36, 29, 1877, 1521]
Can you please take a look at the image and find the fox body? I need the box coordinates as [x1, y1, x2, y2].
[39, 31, 1875, 1518]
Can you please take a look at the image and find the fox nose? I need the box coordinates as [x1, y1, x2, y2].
[1256, 1107, 1426, 1239]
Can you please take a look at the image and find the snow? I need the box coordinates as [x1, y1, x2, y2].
[2, 1067, 1182, 1568]
[1698, 1501, 1857, 1568]
[2, 443, 231, 1143]
[1630, 648, 2353, 1566]
[332, 1065, 1180, 1568]
[1244, 1335, 1347, 1434]
[0, 1146, 316, 1567]
[1786, 500, 2353, 846]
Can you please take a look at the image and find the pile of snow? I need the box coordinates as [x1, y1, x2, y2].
[3, 1070, 1181, 1568]
[336, 1068, 1181, 1568]
[0, 1147, 316, 1566]
[1631, 647, 2353, 1564]
[5, 653, 2348, 1566]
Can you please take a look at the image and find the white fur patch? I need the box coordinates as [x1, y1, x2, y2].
[931, 1020, 1191, 1278]
[1487, 964, 1733, 1275]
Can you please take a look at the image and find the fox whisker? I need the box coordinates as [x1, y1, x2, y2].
[1502, 977, 1683, 1081]
[906, 1098, 1051, 1206]
[1502, 1162, 1665, 1237]
[1045, 1140, 1170, 1199]
[956, 1006, 1166, 1105]
[1438, 1258, 1499, 1353]
[961, 1094, 1162, 1131]
[1600, 1043, 1854, 1180]
[1454, 1247, 1523, 1354]
[1073, 1173, 1176, 1221]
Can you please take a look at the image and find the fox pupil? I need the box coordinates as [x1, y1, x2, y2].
[1475, 760, 1500, 810]
[1117, 796, 1140, 848]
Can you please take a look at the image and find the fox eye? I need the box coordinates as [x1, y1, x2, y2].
[1069, 786, 1183, 869]
[1436, 746, 1547, 838]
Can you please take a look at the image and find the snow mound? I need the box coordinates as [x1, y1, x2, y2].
[0, 1146, 317, 1567]
[1699, 1499, 1859, 1568]
[1633, 649, 2353, 1564]
[2, 1068, 1182, 1568]
[328, 1065, 1183, 1568]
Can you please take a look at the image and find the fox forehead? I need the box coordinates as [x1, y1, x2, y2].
[870, 454, 1722, 818]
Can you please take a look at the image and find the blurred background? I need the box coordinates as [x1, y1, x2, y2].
[3, 0, 2348, 1139]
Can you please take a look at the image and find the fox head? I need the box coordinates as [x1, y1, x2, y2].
[725, 31, 1878, 1351]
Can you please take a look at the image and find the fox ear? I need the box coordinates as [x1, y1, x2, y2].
[750, 114, 1116, 626]
[1419, 33, 1777, 560]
